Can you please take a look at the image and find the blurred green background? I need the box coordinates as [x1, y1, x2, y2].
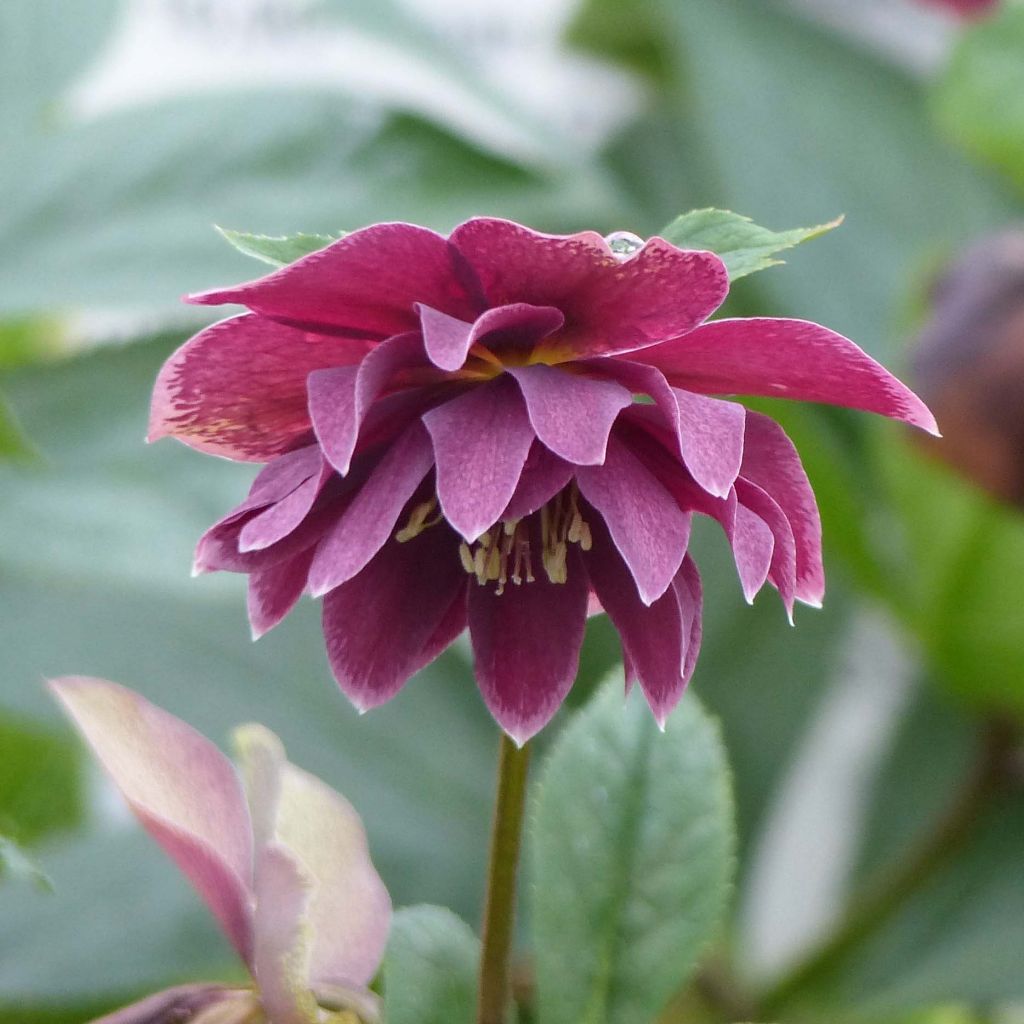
[2, 1, 1024, 1021]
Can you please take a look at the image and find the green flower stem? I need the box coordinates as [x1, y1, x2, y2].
[477, 733, 532, 1024]
[760, 719, 1017, 1015]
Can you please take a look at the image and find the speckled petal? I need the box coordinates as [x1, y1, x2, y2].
[634, 317, 939, 433]
[189, 223, 476, 336]
[149, 314, 370, 461]
[448, 218, 729, 357]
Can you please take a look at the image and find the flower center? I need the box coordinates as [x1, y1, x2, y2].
[394, 483, 592, 594]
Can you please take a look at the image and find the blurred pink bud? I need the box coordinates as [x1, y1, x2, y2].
[50, 677, 391, 1024]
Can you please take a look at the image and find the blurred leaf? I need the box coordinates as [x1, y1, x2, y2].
[853, 681, 979, 883]
[0, 829, 244, 1005]
[658, 208, 843, 281]
[0, 394, 35, 462]
[879, 436, 1024, 715]
[0, 0, 120, 131]
[530, 679, 734, 1024]
[684, 515, 854, 868]
[384, 905, 479, 1024]
[0, 335, 499, 1005]
[318, 0, 580, 170]
[0, 835, 52, 892]
[0, 715, 81, 844]
[824, 793, 1024, 1010]
[1, 99, 626, 317]
[216, 227, 341, 269]
[933, 4, 1024, 195]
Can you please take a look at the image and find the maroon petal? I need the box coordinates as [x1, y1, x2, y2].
[508, 364, 632, 466]
[423, 376, 535, 541]
[308, 424, 435, 597]
[189, 223, 476, 336]
[588, 360, 743, 496]
[584, 523, 688, 728]
[322, 526, 466, 712]
[741, 412, 824, 606]
[248, 548, 316, 640]
[468, 547, 589, 744]
[150, 314, 371, 461]
[449, 218, 729, 358]
[576, 436, 691, 605]
[308, 332, 428, 475]
[634, 317, 939, 434]
[501, 443, 575, 521]
[737, 480, 798, 619]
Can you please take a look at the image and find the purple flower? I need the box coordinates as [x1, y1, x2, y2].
[150, 218, 936, 743]
[51, 676, 391, 1024]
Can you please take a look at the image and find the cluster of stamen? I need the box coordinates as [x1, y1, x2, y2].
[394, 484, 593, 594]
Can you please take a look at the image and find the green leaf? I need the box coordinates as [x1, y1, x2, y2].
[0, 715, 82, 844]
[215, 227, 341, 268]
[0, 835, 52, 892]
[933, 4, 1024, 196]
[384, 905, 479, 1024]
[657, 208, 842, 281]
[879, 435, 1024, 715]
[529, 678, 734, 1024]
[0, 393, 35, 462]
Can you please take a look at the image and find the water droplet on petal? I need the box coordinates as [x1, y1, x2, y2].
[605, 230, 645, 260]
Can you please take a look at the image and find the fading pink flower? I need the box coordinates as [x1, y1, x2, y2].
[51, 676, 390, 1024]
[150, 218, 936, 743]
[919, 0, 999, 17]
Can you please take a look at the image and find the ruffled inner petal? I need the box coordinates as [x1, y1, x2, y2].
[423, 376, 536, 542]
[508, 364, 632, 466]
[575, 435, 690, 605]
[308, 331, 429, 476]
[308, 423, 435, 596]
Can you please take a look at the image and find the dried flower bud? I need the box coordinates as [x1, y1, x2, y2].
[912, 229, 1024, 505]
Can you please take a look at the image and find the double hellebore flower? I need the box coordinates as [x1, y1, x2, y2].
[150, 218, 936, 743]
[51, 676, 390, 1024]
